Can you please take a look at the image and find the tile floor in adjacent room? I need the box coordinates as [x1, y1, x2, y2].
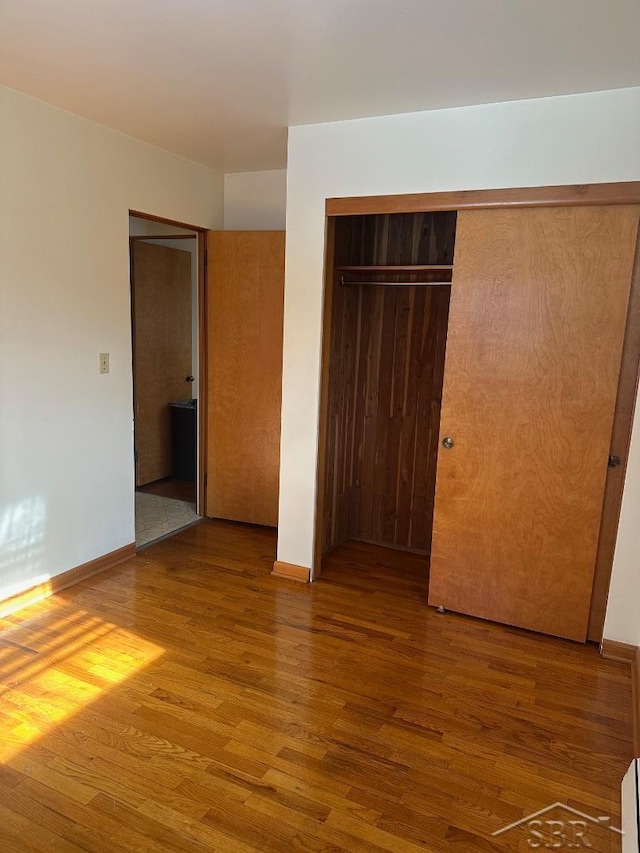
[134, 491, 200, 547]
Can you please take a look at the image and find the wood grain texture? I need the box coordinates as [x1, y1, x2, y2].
[271, 561, 310, 582]
[0, 524, 632, 852]
[206, 232, 285, 527]
[326, 181, 640, 217]
[132, 241, 193, 486]
[601, 639, 639, 663]
[129, 210, 207, 231]
[588, 233, 640, 641]
[334, 211, 456, 273]
[130, 235, 197, 241]
[0, 544, 136, 618]
[340, 285, 449, 553]
[601, 642, 640, 756]
[429, 205, 640, 642]
[137, 478, 196, 502]
[322, 213, 454, 557]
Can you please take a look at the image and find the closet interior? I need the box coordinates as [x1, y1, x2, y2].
[321, 211, 457, 571]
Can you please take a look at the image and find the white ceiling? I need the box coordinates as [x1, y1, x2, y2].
[1, 0, 639, 173]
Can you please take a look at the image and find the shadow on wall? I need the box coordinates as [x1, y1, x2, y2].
[0, 495, 47, 607]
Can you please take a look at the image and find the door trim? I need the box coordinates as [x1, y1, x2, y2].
[315, 182, 640, 642]
[326, 181, 640, 217]
[313, 218, 336, 581]
[129, 211, 209, 516]
[588, 232, 640, 640]
[197, 231, 208, 517]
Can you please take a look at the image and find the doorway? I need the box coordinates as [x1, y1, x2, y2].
[129, 213, 206, 547]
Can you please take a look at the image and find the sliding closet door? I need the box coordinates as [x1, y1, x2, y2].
[206, 232, 285, 526]
[429, 205, 639, 641]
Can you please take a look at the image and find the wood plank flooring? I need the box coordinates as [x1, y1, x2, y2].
[137, 478, 197, 503]
[0, 521, 632, 852]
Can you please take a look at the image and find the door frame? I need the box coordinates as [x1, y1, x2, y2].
[315, 181, 640, 642]
[129, 210, 209, 517]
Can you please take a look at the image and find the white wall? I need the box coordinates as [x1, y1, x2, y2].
[278, 87, 640, 642]
[0, 84, 223, 601]
[129, 220, 196, 238]
[224, 170, 287, 230]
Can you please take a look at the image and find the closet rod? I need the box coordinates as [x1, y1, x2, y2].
[130, 234, 197, 241]
[340, 276, 451, 287]
[336, 264, 453, 273]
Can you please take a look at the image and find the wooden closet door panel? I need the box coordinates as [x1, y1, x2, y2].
[206, 232, 285, 526]
[429, 205, 640, 641]
[132, 242, 192, 487]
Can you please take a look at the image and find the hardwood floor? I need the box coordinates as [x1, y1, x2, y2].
[0, 523, 632, 852]
[137, 478, 197, 503]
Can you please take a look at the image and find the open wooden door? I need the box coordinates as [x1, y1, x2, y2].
[429, 205, 640, 641]
[131, 241, 192, 486]
[206, 232, 285, 526]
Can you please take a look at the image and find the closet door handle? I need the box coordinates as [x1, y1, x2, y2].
[442, 436, 454, 450]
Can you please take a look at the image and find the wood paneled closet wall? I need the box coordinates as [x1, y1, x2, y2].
[323, 212, 455, 555]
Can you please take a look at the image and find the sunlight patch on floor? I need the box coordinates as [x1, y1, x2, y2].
[0, 606, 164, 762]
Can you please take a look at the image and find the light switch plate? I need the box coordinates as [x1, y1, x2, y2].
[99, 353, 110, 374]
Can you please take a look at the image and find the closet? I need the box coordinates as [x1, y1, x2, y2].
[322, 211, 455, 558]
[319, 193, 640, 642]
